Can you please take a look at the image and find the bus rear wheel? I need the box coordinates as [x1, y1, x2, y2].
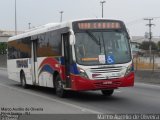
[101, 89, 114, 96]
[55, 75, 67, 98]
[20, 72, 28, 88]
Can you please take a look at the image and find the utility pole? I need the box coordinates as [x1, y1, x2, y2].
[28, 23, 31, 29]
[100, 0, 106, 18]
[15, 0, 17, 35]
[144, 18, 154, 63]
[60, 11, 63, 22]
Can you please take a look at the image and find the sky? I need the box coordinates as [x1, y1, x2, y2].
[0, 0, 160, 36]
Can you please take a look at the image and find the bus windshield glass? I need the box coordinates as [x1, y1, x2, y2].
[74, 30, 131, 65]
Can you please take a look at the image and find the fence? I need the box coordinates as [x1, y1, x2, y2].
[133, 51, 160, 72]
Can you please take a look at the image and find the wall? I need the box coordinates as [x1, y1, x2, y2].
[0, 55, 7, 68]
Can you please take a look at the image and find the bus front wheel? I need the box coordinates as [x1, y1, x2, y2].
[101, 89, 114, 96]
[55, 75, 67, 98]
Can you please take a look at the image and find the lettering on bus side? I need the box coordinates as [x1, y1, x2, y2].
[16, 60, 28, 68]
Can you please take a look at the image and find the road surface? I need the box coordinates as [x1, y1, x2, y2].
[0, 69, 160, 119]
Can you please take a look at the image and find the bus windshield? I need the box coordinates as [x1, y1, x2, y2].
[75, 30, 131, 65]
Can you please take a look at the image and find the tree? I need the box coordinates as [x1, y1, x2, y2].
[0, 43, 7, 54]
[140, 41, 157, 51]
[157, 41, 160, 51]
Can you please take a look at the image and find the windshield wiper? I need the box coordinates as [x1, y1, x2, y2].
[86, 30, 100, 45]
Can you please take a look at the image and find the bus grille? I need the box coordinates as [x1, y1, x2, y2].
[90, 66, 122, 73]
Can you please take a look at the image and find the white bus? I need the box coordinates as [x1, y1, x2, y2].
[7, 19, 134, 97]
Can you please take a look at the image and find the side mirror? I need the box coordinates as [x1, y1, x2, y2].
[69, 34, 75, 45]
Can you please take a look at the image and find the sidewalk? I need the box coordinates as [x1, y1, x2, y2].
[135, 70, 160, 85]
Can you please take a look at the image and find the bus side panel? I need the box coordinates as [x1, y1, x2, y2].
[7, 59, 33, 85]
[8, 59, 20, 82]
[37, 57, 63, 88]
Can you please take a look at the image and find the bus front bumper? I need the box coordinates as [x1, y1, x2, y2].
[70, 72, 134, 91]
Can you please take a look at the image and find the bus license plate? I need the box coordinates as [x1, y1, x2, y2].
[103, 81, 112, 85]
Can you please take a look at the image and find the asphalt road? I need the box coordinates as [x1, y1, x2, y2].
[0, 69, 160, 117]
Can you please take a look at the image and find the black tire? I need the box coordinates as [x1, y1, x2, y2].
[20, 72, 28, 89]
[101, 89, 114, 96]
[55, 75, 67, 98]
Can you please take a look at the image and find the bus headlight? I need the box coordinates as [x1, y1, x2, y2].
[78, 67, 89, 79]
[125, 63, 134, 76]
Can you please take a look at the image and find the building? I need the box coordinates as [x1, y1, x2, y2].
[0, 30, 23, 43]
[131, 36, 160, 56]
[131, 36, 160, 44]
[0, 30, 22, 55]
[130, 41, 144, 57]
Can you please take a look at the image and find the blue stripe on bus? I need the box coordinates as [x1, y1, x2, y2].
[60, 57, 65, 65]
[60, 57, 79, 75]
[70, 63, 79, 75]
[41, 64, 54, 74]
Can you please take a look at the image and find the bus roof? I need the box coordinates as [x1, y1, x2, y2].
[8, 22, 71, 41]
[8, 18, 123, 42]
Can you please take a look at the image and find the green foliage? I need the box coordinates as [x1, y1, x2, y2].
[0, 43, 7, 54]
[140, 41, 158, 51]
[157, 41, 160, 51]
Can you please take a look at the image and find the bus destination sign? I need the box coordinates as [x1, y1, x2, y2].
[78, 22, 121, 30]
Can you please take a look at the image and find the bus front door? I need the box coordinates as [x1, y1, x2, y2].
[62, 33, 71, 88]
